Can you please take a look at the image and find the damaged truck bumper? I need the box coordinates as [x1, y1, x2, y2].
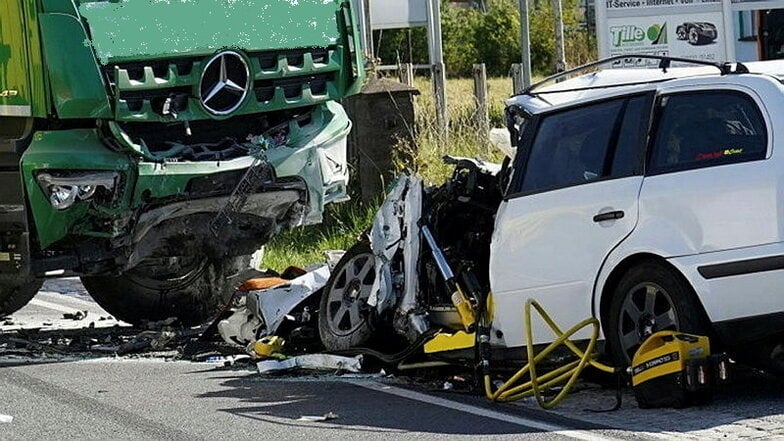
[20, 101, 351, 273]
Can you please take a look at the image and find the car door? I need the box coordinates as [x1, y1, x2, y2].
[638, 86, 778, 333]
[489, 94, 652, 348]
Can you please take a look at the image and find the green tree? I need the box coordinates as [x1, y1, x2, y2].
[440, 1, 481, 76]
[373, 0, 597, 78]
[474, 0, 521, 76]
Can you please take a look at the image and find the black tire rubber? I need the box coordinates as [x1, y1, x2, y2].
[605, 261, 710, 367]
[81, 255, 248, 326]
[0, 276, 43, 317]
[318, 241, 377, 351]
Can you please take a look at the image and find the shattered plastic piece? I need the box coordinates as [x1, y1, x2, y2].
[297, 412, 338, 422]
[0, 414, 12, 424]
[257, 354, 362, 374]
[150, 331, 176, 350]
[237, 277, 289, 292]
[249, 265, 330, 338]
[217, 307, 262, 347]
[250, 336, 285, 358]
[205, 354, 251, 367]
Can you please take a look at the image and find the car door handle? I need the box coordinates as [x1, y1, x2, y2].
[593, 210, 624, 223]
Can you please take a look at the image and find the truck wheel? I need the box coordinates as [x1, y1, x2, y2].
[0, 277, 43, 317]
[81, 255, 247, 325]
[318, 241, 377, 351]
[605, 261, 710, 367]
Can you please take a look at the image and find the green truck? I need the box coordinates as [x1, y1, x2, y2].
[0, 0, 363, 324]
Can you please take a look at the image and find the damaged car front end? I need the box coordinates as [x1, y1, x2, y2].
[317, 156, 505, 354]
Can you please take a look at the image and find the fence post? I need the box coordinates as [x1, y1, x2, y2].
[432, 62, 448, 139]
[511, 63, 525, 95]
[473, 63, 489, 140]
[399, 63, 414, 87]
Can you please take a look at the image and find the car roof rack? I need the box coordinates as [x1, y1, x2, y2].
[521, 54, 750, 97]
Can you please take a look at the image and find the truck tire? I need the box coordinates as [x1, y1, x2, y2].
[0, 277, 43, 317]
[81, 255, 248, 325]
[605, 261, 710, 367]
[318, 241, 378, 351]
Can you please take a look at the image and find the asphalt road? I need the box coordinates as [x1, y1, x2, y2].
[2, 280, 784, 440]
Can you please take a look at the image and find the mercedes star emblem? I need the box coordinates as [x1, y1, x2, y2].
[199, 51, 251, 116]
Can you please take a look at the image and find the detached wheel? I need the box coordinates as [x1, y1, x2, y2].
[0, 276, 43, 317]
[606, 261, 709, 366]
[318, 241, 377, 351]
[81, 255, 247, 325]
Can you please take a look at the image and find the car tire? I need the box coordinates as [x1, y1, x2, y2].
[0, 276, 43, 317]
[318, 241, 377, 351]
[81, 255, 248, 325]
[605, 261, 710, 367]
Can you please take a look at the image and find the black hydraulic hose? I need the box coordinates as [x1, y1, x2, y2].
[331, 329, 440, 365]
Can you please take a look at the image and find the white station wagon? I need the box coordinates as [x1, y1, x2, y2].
[317, 56, 784, 373]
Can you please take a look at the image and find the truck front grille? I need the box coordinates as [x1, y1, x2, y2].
[101, 46, 342, 122]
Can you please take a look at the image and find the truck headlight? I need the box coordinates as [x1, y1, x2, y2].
[36, 171, 120, 210]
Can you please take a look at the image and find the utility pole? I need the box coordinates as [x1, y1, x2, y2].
[552, 0, 566, 72]
[427, 0, 448, 136]
[362, 0, 374, 61]
[517, 0, 532, 88]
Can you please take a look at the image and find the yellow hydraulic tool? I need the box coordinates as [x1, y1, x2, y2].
[424, 331, 476, 354]
[631, 331, 729, 408]
[421, 225, 476, 331]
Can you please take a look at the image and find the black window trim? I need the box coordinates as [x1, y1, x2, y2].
[504, 92, 654, 201]
[645, 89, 769, 177]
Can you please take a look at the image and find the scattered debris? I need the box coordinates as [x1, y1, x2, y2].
[257, 354, 362, 374]
[217, 265, 328, 351]
[0, 414, 12, 424]
[250, 336, 285, 358]
[204, 354, 252, 367]
[297, 412, 338, 422]
[62, 310, 88, 321]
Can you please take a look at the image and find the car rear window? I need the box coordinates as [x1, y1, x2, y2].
[649, 91, 767, 174]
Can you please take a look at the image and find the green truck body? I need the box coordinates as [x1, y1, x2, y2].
[0, 0, 363, 323]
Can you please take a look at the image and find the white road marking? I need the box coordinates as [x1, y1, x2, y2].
[349, 380, 623, 441]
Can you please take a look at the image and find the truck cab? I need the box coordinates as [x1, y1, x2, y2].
[0, 0, 364, 324]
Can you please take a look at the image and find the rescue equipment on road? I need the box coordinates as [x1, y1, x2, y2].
[630, 331, 731, 408]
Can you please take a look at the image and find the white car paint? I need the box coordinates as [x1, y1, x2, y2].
[490, 177, 643, 347]
[494, 62, 784, 350]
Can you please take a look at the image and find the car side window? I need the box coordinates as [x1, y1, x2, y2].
[520, 99, 625, 194]
[649, 91, 767, 174]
